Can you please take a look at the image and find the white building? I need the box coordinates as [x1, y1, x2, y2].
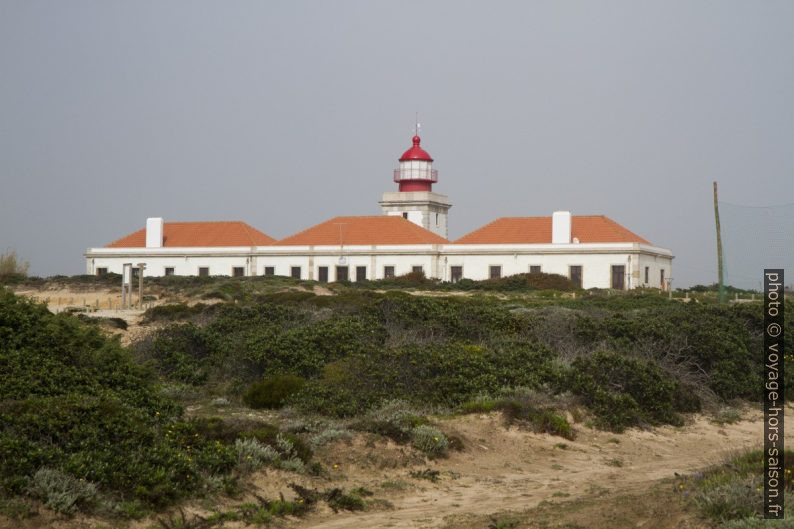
[85, 134, 673, 290]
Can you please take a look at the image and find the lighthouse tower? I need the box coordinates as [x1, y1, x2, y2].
[379, 134, 452, 239]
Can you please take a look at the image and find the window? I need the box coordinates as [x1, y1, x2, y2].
[412, 265, 424, 275]
[318, 266, 329, 283]
[336, 266, 349, 282]
[356, 266, 367, 281]
[529, 265, 541, 274]
[660, 269, 666, 289]
[611, 265, 626, 290]
[489, 265, 502, 279]
[402, 212, 408, 219]
[450, 265, 463, 283]
[232, 267, 245, 277]
[384, 266, 395, 279]
[198, 267, 209, 277]
[435, 213, 439, 226]
[644, 266, 649, 284]
[290, 266, 301, 279]
[96, 267, 108, 276]
[569, 265, 583, 288]
[164, 267, 175, 276]
[264, 266, 275, 276]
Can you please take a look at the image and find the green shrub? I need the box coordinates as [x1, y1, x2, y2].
[498, 399, 575, 440]
[234, 438, 279, 472]
[25, 468, 97, 514]
[351, 399, 428, 442]
[566, 350, 692, 431]
[325, 488, 366, 512]
[243, 374, 306, 409]
[692, 476, 761, 521]
[410, 425, 449, 458]
[136, 323, 210, 385]
[143, 303, 207, 323]
[239, 427, 313, 464]
[0, 290, 235, 510]
[686, 449, 794, 524]
[295, 340, 560, 416]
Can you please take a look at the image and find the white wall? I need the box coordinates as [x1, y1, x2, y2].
[87, 249, 255, 277]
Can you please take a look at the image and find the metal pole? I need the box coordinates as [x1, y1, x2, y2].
[121, 264, 128, 309]
[138, 263, 145, 308]
[713, 181, 726, 303]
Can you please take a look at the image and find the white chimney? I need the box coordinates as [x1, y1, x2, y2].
[552, 211, 571, 244]
[146, 217, 164, 248]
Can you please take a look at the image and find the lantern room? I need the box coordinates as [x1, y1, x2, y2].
[393, 135, 438, 192]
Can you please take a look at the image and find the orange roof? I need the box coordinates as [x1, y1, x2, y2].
[277, 216, 448, 246]
[106, 221, 275, 248]
[455, 216, 650, 245]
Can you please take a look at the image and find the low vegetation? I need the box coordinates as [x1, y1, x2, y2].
[0, 249, 29, 282]
[680, 449, 794, 527]
[1, 274, 791, 524]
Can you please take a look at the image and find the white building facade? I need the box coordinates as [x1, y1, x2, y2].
[85, 135, 673, 290]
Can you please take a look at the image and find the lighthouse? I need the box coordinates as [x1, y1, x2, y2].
[379, 134, 452, 238]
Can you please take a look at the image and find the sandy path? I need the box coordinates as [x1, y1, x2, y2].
[298, 410, 773, 529]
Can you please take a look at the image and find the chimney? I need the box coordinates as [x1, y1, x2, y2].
[146, 217, 164, 248]
[552, 211, 571, 244]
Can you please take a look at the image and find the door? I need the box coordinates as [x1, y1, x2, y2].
[450, 266, 463, 282]
[318, 267, 328, 283]
[356, 266, 367, 281]
[290, 266, 301, 279]
[611, 265, 625, 290]
[336, 266, 349, 282]
[569, 265, 582, 288]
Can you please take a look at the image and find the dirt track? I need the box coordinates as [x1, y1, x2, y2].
[296, 410, 772, 529]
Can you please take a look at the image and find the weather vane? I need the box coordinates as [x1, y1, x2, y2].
[414, 112, 421, 137]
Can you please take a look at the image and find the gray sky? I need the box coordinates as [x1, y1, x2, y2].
[1, 1, 792, 286]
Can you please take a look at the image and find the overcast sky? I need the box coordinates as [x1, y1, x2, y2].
[1, 1, 792, 286]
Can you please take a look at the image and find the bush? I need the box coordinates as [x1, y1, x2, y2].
[692, 476, 761, 522]
[685, 449, 794, 525]
[566, 350, 692, 431]
[136, 323, 210, 385]
[243, 374, 306, 409]
[498, 399, 575, 440]
[0, 250, 29, 281]
[25, 468, 97, 514]
[351, 399, 428, 442]
[295, 340, 560, 416]
[0, 290, 236, 510]
[239, 427, 313, 464]
[234, 438, 279, 472]
[142, 303, 207, 323]
[410, 425, 449, 458]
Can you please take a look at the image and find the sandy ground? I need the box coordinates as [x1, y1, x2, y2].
[0, 402, 779, 529]
[287, 409, 769, 529]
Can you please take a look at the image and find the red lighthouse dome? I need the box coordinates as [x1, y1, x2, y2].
[394, 135, 438, 192]
[399, 135, 434, 162]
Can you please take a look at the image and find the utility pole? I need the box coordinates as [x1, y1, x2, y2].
[713, 181, 725, 303]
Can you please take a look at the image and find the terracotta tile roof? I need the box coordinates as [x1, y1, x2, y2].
[106, 221, 275, 248]
[277, 216, 449, 246]
[454, 215, 650, 245]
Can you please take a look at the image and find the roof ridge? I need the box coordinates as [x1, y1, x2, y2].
[278, 215, 448, 245]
